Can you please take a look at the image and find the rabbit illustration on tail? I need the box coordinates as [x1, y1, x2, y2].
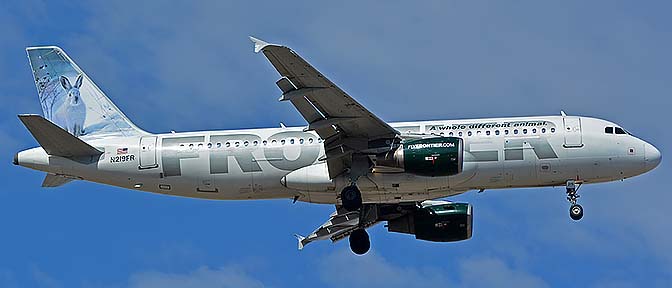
[55, 74, 86, 136]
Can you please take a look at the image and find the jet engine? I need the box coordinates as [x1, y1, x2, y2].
[387, 202, 473, 242]
[376, 137, 463, 177]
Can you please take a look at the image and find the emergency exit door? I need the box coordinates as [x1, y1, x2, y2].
[563, 116, 583, 148]
[139, 136, 158, 169]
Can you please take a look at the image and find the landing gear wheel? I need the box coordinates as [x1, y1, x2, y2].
[349, 229, 370, 255]
[341, 185, 362, 211]
[565, 180, 584, 221]
[569, 204, 584, 221]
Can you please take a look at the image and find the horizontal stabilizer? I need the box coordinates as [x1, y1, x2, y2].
[42, 174, 74, 187]
[18, 114, 102, 158]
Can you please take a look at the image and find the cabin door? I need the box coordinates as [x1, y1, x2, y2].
[139, 136, 158, 169]
[563, 116, 583, 148]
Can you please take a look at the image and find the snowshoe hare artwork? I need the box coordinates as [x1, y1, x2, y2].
[56, 74, 86, 136]
[27, 47, 141, 138]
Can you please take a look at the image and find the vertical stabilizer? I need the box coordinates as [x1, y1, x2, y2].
[26, 46, 145, 138]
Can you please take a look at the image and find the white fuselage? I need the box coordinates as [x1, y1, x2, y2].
[16, 115, 661, 204]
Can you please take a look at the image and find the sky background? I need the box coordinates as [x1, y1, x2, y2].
[1, 0, 670, 287]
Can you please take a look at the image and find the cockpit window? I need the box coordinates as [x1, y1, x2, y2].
[615, 127, 627, 135]
[605, 127, 614, 134]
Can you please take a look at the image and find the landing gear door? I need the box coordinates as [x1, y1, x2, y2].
[562, 116, 583, 148]
[139, 136, 158, 169]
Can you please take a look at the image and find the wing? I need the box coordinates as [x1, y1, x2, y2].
[295, 207, 380, 250]
[251, 37, 399, 179]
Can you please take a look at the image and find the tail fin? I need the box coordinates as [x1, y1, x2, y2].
[26, 46, 145, 138]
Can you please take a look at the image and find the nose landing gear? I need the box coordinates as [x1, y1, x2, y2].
[566, 180, 583, 221]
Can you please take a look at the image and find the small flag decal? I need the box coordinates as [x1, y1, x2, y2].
[116, 148, 128, 154]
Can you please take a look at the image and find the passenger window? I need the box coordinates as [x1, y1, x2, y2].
[272, 140, 277, 145]
[308, 138, 314, 144]
[532, 128, 537, 134]
[605, 127, 614, 134]
[189, 144, 194, 149]
[467, 131, 472, 137]
[449, 132, 454, 136]
[541, 128, 546, 133]
[207, 143, 212, 149]
[226, 142, 231, 147]
[440, 132, 445, 136]
[505, 130, 509, 135]
[243, 141, 248, 146]
[514, 129, 519, 135]
[523, 129, 528, 134]
[216, 142, 222, 148]
[318, 138, 323, 143]
[551, 128, 556, 133]
[281, 139, 286, 145]
[495, 130, 500, 136]
[290, 139, 295, 145]
[486, 131, 491, 136]
[253, 140, 258, 146]
[263, 140, 268, 146]
[458, 132, 463, 137]
[615, 127, 626, 135]
[235, 142, 240, 147]
[477, 130, 482, 135]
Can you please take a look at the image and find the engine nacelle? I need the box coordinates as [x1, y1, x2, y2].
[376, 137, 463, 177]
[387, 202, 473, 242]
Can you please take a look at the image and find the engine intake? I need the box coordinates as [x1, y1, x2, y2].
[376, 137, 463, 177]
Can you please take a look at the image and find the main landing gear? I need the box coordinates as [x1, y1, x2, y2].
[566, 180, 583, 221]
[349, 228, 370, 255]
[341, 184, 374, 255]
[341, 184, 362, 212]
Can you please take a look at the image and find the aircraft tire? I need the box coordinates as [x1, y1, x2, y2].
[341, 185, 362, 211]
[349, 228, 370, 255]
[569, 204, 583, 221]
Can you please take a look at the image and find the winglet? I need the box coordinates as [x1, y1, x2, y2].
[249, 36, 276, 53]
[294, 234, 306, 250]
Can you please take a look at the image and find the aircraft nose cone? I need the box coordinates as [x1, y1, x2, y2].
[13, 153, 18, 165]
[644, 142, 662, 171]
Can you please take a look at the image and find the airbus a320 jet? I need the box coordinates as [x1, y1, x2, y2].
[14, 37, 661, 255]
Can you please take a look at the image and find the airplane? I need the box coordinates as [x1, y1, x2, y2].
[14, 37, 661, 255]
